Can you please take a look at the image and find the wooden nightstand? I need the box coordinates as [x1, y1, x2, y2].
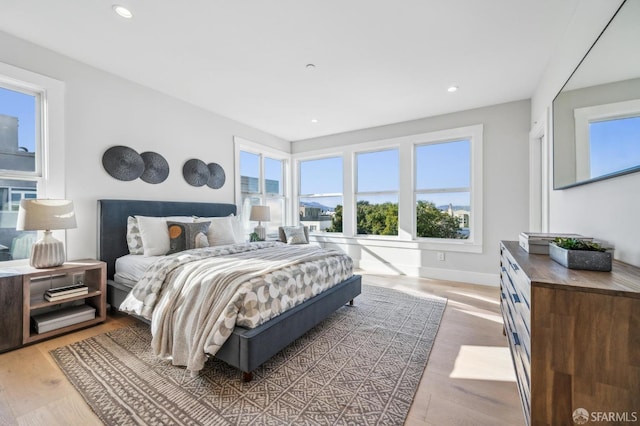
[0, 260, 107, 352]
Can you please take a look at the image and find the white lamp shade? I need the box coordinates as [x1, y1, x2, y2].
[16, 199, 77, 231]
[249, 205, 271, 222]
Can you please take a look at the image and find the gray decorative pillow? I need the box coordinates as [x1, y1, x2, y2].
[282, 226, 308, 245]
[126, 216, 144, 255]
[167, 221, 210, 254]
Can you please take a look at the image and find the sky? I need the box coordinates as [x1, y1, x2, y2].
[0, 87, 36, 152]
[590, 116, 640, 178]
[241, 139, 472, 209]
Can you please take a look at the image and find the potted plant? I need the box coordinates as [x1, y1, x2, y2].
[549, 238, 612, 271]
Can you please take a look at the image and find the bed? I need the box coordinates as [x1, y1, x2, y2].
[97, 199, 361, 381]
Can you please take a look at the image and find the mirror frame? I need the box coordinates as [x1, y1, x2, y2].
[552, 0, 640, 189]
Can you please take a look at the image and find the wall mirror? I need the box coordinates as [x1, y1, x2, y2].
[553, 0, 640, 189]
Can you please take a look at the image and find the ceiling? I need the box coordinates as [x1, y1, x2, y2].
[0, 0, 583, 141]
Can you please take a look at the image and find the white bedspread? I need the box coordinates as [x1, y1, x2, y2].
[119, 242, 353, 373]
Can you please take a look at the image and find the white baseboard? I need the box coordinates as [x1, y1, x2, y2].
[355, 259, 499, 287]
[417, 266, 499, 287]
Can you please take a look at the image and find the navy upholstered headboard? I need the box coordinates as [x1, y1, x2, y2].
[98, 199, 237, 280]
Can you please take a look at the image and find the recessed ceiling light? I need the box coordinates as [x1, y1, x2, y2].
[311, 119, 318, 123]
[448, 85, 459, 93]
[113, 5, 133, 19]
[306, 64, 316, 69]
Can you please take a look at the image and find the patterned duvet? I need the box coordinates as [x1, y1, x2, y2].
[119, 242, 353, 373]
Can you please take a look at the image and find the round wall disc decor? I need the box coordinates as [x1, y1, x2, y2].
[140, 151, 170, 184]
[183, 159, 210, 187]
[102, 145, 144, 181]
[206, 162, 226, 189]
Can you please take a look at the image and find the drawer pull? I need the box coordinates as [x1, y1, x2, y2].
[511, 293, 521, 303]
[512, 332, 520, 346]
[511, 262, 519, 271]
[501, 266, 507, 273]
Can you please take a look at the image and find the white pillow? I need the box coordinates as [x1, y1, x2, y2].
[136, 216, 193, 256]
[230, 215, 245, 243]
[282, 225, 308, 244]
[195, 215, 242, 246]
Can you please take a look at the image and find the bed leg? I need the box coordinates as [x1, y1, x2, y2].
[242, 371, 253, 382]
[349, 299, 354, 306]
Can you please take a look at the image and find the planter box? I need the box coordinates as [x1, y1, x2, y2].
[549, 243, 612, 271]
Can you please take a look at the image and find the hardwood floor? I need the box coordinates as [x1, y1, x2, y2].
[0, 273, 523, 425]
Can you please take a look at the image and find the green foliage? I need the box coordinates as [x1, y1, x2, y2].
[326, 204, 343, 232]
[324, 201, 467, 239]
[552, 238, 606, 252]
[356, 201, 398, 235]
[416, 201, 465, 239]
[249, 232, 261, 242]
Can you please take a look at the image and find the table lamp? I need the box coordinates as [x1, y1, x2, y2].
[16, 199, 77, 268]
[249, 205, 270, 241]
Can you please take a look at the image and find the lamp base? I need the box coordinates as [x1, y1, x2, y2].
[30, 231, 65, 268]
[254, 224, 266, 241]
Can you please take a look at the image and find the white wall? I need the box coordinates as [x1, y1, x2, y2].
[531, 0, 640, 266]
[0, 30, 289, 261]
[293, 99, 531, 285]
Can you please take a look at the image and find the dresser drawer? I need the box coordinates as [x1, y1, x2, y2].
[500, 294, 531, 420]
[502, 248, 531, 305]
[501, 254, 531, 349]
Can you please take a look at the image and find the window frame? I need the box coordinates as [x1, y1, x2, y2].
[0, 61, 65, 266]
[292, 124, 483, 253]
[411, 125, 483, 249]
[414, 139, 471, 241]
[574, 98, 640, 182]
[354, 147, 400, 237]
[0, 82, 42, 177]
[234, 137, 290, 238]
[296, 154, 344, 234]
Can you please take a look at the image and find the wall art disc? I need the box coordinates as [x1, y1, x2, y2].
[182, 158, 210, 187]
[102, 145, 144, 181]
[206, 162, 226, 189]
[140, 151, 170, 184]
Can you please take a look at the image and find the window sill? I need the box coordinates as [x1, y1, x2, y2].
[309, 234, 482, 254]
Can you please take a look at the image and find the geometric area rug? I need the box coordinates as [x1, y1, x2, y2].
[50, 284, 446, 426]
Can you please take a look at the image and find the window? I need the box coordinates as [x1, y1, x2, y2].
[0, 63, 64, 265]
[0, 84, 40, 261]
[415, 140, 471, 239]
[235, 138, 288, 239]
[298, 157, 342, 233]
[294, 124, 482, 252]
[355, 149, 399, 236]
[574, 99, 640, 182]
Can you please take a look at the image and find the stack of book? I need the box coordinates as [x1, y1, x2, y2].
[519, 232, 592, 254]
[44, 283, 89, 302]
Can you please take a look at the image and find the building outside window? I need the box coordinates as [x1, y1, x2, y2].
[355, 148, 399, 236]
[298, 156, 343, 233]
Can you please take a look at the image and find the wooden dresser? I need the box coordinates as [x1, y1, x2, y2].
[499, 241, 640, 425]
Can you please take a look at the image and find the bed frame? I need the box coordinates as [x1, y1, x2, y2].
[97, 199, 361, 381]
